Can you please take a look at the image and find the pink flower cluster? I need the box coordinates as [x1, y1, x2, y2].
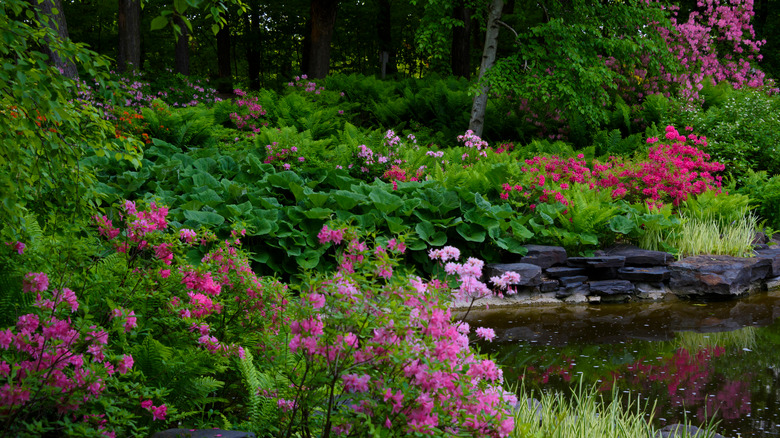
[230, 88, 267, 136]
[501, 127, 724, 211]
[263, 142, 306, 171]
[318, 225, 345, 245]
[141, 399, 168, 421]
[280, 239, 517, 436]
[0, 272, 133, 417]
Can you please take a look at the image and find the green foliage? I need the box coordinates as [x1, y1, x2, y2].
[141, 101, 218, 149]
[0, 0, 142, 239]
[486, 0, 679, 137]
[677, 87, 780, 183]
[731, 170, 780, 230]
[592, 129, 644, 158]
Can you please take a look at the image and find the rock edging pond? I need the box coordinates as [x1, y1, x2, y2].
[452, 243, 780, 309]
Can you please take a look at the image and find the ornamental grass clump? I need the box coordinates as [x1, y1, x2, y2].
[513, 382, 720, 438]
[672, 209, 757, 258]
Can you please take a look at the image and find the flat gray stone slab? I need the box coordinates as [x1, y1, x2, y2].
[670, 255, 772, 296]
[604, 245, 674, 266]
[545, 266, 587, 278]
[152, 430, 256, 438]
[618, 266, 671, 282]
[567, 256, 625, 269]
[485, 263, 542, 286]
[589, 279, 635, 295]
[520, 245, 567, 269]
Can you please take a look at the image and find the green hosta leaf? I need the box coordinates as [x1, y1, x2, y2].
[289, 182, 305, 202]
[510, 220, 534, 239]
[192, 171, 219, 189]
[401, 198, 422, 215]
[193, 188, 223, 207]
[302, 207, 333, 219]
[579, 233, 598, 245]
[266, 171, 303, 189]
[456, 222, 486, 242]
[307, 191, 330, 208]
[222, 201, 253, 218]
[331, 190, 366, 210]
[416, 221, 435, 241]
[297, 248, 322, 270]
[416, 221, 447, 245]
[250, 218, 276, 236]
[369, 187, 403, 214]
[383, 214, 407, 234]
[183, 210, 225, 227]
[474, 193, 492, 211]
[609, 215, 637, 234]
[496, 237, 528, 255]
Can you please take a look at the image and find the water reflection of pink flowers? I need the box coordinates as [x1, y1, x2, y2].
[619, 347, 751, 423]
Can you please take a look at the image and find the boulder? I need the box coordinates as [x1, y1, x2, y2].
[539, 279, 559, 292]
[520, 245, 568, 269]
[604, 245, 674, 266]
[558, 276, 588, 287]
[669, 255, 771, 297]
[754, 247, 780, 276]
[588, 279, 635, 296]
[152, 430, 256, 438]
[618, 266, 671, 282]
[557, 283, 590, 299]
[545, 266, 587, 278]
[567, 256, 625, 269]
[485, 263, 542, 286]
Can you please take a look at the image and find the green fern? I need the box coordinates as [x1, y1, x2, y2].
[236, 350, 283, 436]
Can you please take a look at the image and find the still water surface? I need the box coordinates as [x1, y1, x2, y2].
[465, 291, 780, 437]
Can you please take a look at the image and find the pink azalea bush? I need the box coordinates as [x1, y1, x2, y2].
[501, 126, 725, 211]
[249, 227, 518, 437]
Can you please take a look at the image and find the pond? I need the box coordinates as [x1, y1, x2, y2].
[464, 290, 780, 437]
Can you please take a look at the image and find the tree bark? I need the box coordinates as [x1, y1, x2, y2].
[244, 8, 261, 90]
[216, 19, 232, 91]
[377, 0, 397, 76]
[117, 0, 141, 72]
[468, 0, 503, 137]
[307, 0, 339, 79]
[35, 0, 79, 79]
[451, 0, 472, 79]
[174, 14, 190, 76]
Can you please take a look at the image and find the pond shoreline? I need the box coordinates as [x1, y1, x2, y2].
[451, 242, 780, 310]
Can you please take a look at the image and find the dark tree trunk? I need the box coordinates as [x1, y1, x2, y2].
[117, 0, 141, 72]
[308, 0, 339, 78]
[35, 0, 79, 79]
[216, 20, 232, 91]
[301, 18, 311, 75]
[377, 0, 397, 76]
[469, 0, 504, 137]
[451, 1, 472, 79]
[244, 9, 261, 90]
[174, 15, 190, 76]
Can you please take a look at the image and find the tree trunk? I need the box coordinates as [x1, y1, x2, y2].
[216, 19, 232, 91]
[451, 0, 472, 79]
[308, 0, 339, 79]
[174, 15, 190, 76]
[377, 0, 397, 76]
[244, 9, 261, 90]
[35, 0, 79, 79]
[468, 0, 503, 137]
[117, 0, 141, 72]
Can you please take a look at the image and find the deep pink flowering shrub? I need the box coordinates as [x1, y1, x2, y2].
[0, 272, 136, 436]
[501, 126, 725, 211]
[248, 227, 518, 437]
[660, 0, 767, 101]
[230, 88, 267, 137]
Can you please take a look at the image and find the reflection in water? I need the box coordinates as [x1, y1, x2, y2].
[470, 292, 780, 437]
